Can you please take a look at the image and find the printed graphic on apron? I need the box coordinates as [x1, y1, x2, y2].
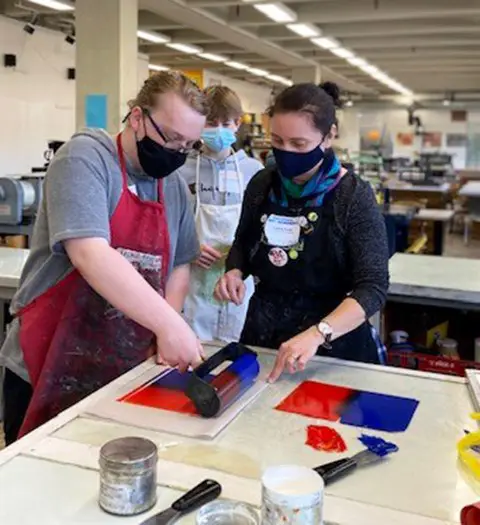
[105, 248, 163, 320]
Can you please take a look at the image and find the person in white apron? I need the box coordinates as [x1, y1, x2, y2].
[178, 86, 263, 341]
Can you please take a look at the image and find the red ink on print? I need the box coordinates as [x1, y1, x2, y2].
[275, 381, 353, 421]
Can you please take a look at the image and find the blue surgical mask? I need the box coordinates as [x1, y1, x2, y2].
[272, 143, 325, 180]
[201, 127, 237, 153]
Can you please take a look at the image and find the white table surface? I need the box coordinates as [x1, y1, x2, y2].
[459, 181, 480, 197]
[389, 253, 480, 305]
[386, 181, 451, 193]
[0, 247, 29, 291]
[0, 346, 476, 525]
[415, 208, 455, 222]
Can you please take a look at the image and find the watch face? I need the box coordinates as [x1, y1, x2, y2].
[319, 322, 333, 336]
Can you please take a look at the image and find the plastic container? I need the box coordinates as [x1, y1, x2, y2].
[438, 338, 460, 360]
[99, 437, 158, 516]
[390, 330, 409, 344]
[196, 500, 259, 525]
[475, 338, 480, 363]
[261, 465, 324, 525]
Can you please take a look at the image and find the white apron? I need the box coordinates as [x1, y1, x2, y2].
[183, 154, 255, 342]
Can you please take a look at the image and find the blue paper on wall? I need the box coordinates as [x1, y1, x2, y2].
[85, 94, 107, 129]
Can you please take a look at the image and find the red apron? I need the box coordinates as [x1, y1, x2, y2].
[18, 133, 170, 437]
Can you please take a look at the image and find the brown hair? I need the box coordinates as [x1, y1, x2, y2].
[269, 81, 342, 135]
[204, 85, 243, 123]
[128, 70, 209, 115]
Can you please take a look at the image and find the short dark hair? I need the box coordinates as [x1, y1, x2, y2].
[268, 81, 342, 135]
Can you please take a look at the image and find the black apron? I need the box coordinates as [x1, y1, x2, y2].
[239, 178, 379, 364]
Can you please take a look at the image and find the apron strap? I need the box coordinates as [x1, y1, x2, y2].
[232, 152, 245, 195]
[116, 133, 129, 191]
[195, 154, 201, 219]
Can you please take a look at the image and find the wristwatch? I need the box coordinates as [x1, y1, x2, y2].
[316, 320, 333, 350]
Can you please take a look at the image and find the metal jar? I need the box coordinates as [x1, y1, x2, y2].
[99, 436, 158, 516]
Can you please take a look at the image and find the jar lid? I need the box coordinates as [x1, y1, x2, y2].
[100, 437, 158, 467]
[440, 338, 458, 348]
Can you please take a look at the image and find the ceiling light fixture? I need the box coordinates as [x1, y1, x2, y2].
[286, 23, 320, 38]
[247, 67, 269, 76]
[26, 0, 74, 11]
[311, 37, 339, 50]
[359, 63, 380, 76]
[443, 93, 454, 106]
[346, 57, 367, 68]
[226, 61, 249, 70]
[198, 53, 227, 62]
[266, 74, 293, 86]
[330, 47, 354, 59]
[166, 43, 203, 54]
[254, 3, 297, 23]
[137, 30, 170, 44]
[345, 98, 354, 108]
[148, 64, 169, 71]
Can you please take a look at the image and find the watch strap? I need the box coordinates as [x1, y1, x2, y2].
[317, 321, 333, 350]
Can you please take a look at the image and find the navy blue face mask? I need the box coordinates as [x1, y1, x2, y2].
[272, 141, 325, 180]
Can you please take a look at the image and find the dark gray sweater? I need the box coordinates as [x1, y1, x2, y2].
[226, 168, 390, 318]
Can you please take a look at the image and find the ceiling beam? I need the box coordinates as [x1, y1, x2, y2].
[259, 22, 480, 42]
[139, 0, 315, 68]
[344, 37, 480, 50]
[138, 10, 183, 30]
[229, 2, 480, 26]
[161, 29, 218, 44]
[185, 0, 323, 5]
[362, 49, 480, 59]
[325, 22, 480, 39]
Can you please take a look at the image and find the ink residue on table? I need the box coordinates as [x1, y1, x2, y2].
[306, 425, 347, 453]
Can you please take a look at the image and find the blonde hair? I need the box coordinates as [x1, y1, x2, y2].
[204, 85, 243, 123]
[129, 70, 208, 115]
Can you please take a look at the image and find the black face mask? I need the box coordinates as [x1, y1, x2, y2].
[136, 135, 187, 179]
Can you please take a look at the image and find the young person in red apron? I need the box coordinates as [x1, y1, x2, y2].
[0, 71, 207, 444]
[215, 82, 389, 382]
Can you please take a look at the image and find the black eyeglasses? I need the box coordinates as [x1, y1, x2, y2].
[144, 111, 202, 154]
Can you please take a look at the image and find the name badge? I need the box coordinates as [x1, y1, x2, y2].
[218, 170, 241, 194]
[264, 214, 300, 247]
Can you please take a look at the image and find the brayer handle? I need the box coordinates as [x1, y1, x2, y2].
[314, 458, 357, 485]
[172, 479, 222, 513]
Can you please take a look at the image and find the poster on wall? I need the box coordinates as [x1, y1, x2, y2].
[396, 132, 414, 146]
[181, 69, 204, 89]
[422, 132, 442, 148]
[446, 133, 467, 147]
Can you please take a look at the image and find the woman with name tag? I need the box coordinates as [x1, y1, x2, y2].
[179, 86, 263, 342]
[215, 82, 389, 382]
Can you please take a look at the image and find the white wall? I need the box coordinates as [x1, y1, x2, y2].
[337, 107, 480, 170]
[0, 16, 75, 176]
[0, 15, 149, 177]
[203, 69, 272, 115]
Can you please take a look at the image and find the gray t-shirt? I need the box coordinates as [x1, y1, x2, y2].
[0, 128, 199, 382]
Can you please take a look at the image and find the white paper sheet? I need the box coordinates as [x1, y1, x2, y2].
[86, 365, 268, 439]
[466, 369, 480, 412]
